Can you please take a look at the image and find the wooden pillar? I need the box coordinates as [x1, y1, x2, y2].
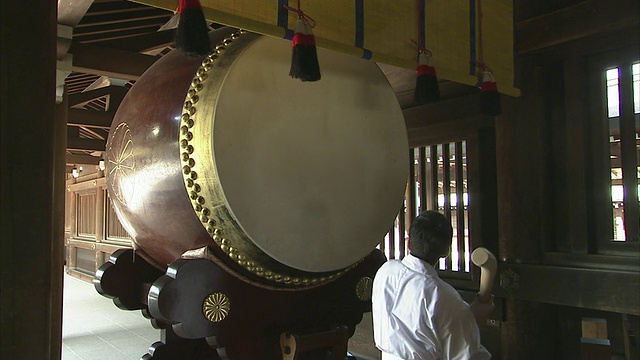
[495, 60, 558, 358]
[51, 85, 68, 359]
[95, 185, 105, 273]
[502, 299, 558, 359]
[95, 186, 104, 243]
[66, 188, 77, 270]
[68, 188, 77, 238]
[0, 1, 61, 359]
[495, 61, 553, 263]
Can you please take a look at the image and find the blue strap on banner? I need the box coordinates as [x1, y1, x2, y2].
[469, 0, 477, 76]
[355, 0, 372, 60]
[419, 0, 426, 49]
[278, 0, 294, 40]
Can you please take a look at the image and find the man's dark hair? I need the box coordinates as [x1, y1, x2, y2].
[409, 210, 453, 261]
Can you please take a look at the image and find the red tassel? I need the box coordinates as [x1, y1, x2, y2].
[289, 18, 321, 82]
[176, 0, 211, 57]
[414, 52, 440, 104]
[479, 69, 501, 116]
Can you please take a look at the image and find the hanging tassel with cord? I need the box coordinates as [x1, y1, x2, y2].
[413, 47, 440, 104]
[474, 0, 501, 116]
[284, 1, 321, 82]
[175, 0, 211, 57]
[475, 62, 501, 116]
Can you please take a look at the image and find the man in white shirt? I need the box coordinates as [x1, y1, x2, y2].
[372, 210, 494, 360]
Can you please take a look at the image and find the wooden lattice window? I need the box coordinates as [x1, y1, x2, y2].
[590, 48, 640, 254]
[76, 192, 96, 239]
[604, 62, 639, 243]
[382, 142, 472, 277]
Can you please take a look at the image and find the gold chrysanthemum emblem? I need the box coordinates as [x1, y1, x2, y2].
[355, 277, 373, 301]
[202, 292, 230, 322]
[107, 122, 135, 205]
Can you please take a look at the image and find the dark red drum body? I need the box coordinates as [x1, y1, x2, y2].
[105, 28, 408, 288]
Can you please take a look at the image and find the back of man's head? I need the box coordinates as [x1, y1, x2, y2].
[409, 210, 453, 261]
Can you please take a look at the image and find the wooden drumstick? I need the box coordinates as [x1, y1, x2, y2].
[471, 247, 497, 302]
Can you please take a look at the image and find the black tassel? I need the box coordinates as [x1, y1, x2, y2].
[176, 0, 211, 57]
[480, 69, 501, 116]
[414, 52, 440, 104]
[289, 18, 321, 82]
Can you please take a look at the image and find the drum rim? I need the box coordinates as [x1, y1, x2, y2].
[178, 30, 352, 287]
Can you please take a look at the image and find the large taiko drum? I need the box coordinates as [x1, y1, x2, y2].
[105, 28, 408, 288]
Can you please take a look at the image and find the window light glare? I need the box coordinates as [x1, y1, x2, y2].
[606, 68, 619, 80]
[606, 67, 620, 118]
[633, 62, 639, 114]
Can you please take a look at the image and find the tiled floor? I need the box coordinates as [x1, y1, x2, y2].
[62, 273, 160, 360]
[62, 273, 380, 360]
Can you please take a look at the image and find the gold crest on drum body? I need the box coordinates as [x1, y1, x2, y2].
[107, 122, 136, 206]
[178, 30, 351, 287]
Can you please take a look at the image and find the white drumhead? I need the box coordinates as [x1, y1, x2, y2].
[213, 36, 408, 272]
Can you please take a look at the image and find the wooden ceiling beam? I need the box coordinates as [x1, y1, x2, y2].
[89, 29, 175, 53]
[66, 154, 102, 165]
[69, 42, 159, 80]
[68, 85, 127, 107]
[74, 18, 169, 37]
[403, 93, 494, 148]
[67, 136, 107, 152]
[68, 109, 114, 129]
[78, 8, 171, 27]
[107, 86, 128, 109]
[81, 127, 107, 141]
[394, 81, 478, 110]
[74, 27, 166, 44]
[84, 0, 155, 15]
[404, 93, 484, 128]
[517, 0, 639, 55]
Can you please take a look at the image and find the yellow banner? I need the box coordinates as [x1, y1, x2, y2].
[132, 0, 520, 96]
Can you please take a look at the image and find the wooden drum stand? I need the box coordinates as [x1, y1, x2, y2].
[95, 247, 385, 360]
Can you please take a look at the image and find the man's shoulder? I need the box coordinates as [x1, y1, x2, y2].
[379, 258, 404, 269]
[373, 259, 408, 281]
[375, 259, 435, 288]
